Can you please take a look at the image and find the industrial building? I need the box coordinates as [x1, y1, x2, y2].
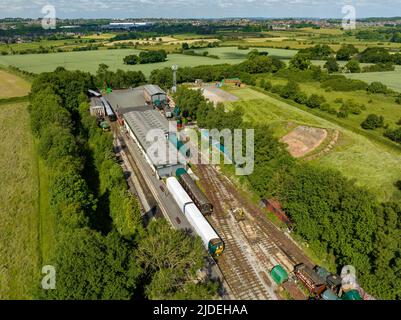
[144, 84, 167, 106]
[103, 87, 186, 178]
[103, 22, 152, 30]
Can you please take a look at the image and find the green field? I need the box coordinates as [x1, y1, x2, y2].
[195, 46, 298, 60]
[0, 47, 297, 77]
[224, 86, 401, 202]
[345, 66, 401, 92]
[0, 102, 40, 299]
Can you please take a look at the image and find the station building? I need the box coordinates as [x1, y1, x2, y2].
[104, 87, 186, 178]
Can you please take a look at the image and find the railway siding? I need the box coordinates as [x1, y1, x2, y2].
[197, 164, 310, 300]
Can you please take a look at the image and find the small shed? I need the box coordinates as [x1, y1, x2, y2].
[90, 97, 105, 118]
[270, 265, 289, 285]
[144, 84, 167, 105]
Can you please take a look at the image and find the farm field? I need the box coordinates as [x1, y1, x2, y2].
[195, 46, 298, 60]
[345, 66, 401, 92]
[0, 69, 31, 98]
[0, 46, 298, 76]
[0, 102, 40, 299]
[224, 86, 401, 202]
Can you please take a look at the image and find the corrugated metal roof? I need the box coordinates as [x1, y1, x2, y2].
[124, 110, 185, 167]
[105, 88, 147, 113]
[144, 84, 166, 96]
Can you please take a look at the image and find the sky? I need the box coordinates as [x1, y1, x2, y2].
[0, 0, 400, 19]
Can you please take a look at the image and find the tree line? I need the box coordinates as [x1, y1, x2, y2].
[123, 50, 167, 65]
[28, 68, 218, 300]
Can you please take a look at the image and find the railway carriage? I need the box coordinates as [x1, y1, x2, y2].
[176, 168, 213, 215]
[100, 97, 117, 122]
[166, 177, 224, 256]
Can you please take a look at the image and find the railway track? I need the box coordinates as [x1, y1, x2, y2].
[197, 164, 310, 300]
[112, 124, 159, 219]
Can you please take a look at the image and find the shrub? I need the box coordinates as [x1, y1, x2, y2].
[289, 53, 311, 71]
[279, 81, 300, 100]
[361, 114, 385, 130]
[362, 63, 395, 73]
[385, 127, 401, 143]
[345, 59, 361, 73]
[340, 99, 365, 116]
[306, 94, 326, 109]
[321, 77, 367, 92]
[367, 81, 388, 94]
[324, 57, 339, 73]
[294, 92, 308, 105]
[123, 54, 139, 65]
[337, 109, 349, 118]
[271, 85, 285, 94]
[263, 80, 272, 91]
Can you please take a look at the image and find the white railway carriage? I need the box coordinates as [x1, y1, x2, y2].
[166, 177, 224, 256]
[100, 97, 117, 122]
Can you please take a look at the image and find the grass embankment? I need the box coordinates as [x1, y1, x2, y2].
[0, 101, 54, 299]
[224, 86, 401, 202]
[0, 69, 31, 99]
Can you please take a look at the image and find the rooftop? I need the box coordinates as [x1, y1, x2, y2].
[144, 84, 166, 96]
[124, 109, 185, 167]
[104, 88, 148, 114]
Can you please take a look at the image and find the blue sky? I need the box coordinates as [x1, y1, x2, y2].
[0, 0, 400, 19]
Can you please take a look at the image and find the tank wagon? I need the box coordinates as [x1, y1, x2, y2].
[176, 168, 213, 215]
[166, 177, 224, 256]
[100, 97, 117, 122]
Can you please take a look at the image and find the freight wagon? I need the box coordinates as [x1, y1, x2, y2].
[176, 168, 213, 215]
[261, 199, 293, 228]
[166, 177, 224, 256]
[294, 263, 326, 296]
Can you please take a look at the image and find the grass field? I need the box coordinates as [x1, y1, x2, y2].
[224, 86, 401, 202]
[0, 47, 297, 77]
[262, 76, 401, 133]
[345, 66, 401, 92]
[0, 102, 40, 299]
[0, 69, 31, 98]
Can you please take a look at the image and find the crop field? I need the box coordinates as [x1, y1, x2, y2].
[0, 46, 297, 77]
[0, 102, 40, 299]
[345, 66, 401, 92]
[224, 87, 401, 201]
[196, 46, 298, 60]
[0, 48, 239, 76]
[0, 38, 89, 53]
[0, 69, 31, 98]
